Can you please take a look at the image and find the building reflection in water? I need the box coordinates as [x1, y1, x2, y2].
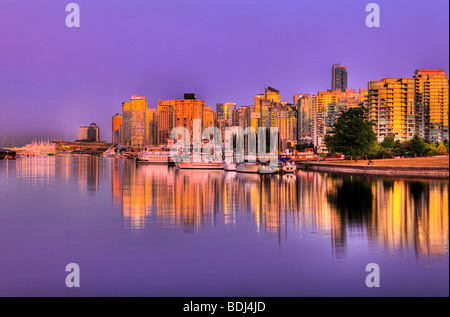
[113, 161, 448, 261]
[14, 156, 100, 194]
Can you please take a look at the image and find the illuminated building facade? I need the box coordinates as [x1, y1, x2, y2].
[112, 113, 122, 145]
[295, 94, 313, 142]
[157, 94, 207, 143]
[146, 109, 158, 146]
[130, 96, 147, 147]
[216, 102, 236, 127]
[121, 101, 132, 146]
[368, 78, 416, 142]
[157, 103, 174, 146]
[414, 69, 449, 142]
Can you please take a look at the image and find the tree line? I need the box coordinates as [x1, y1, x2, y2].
[323, 107, 449, 161]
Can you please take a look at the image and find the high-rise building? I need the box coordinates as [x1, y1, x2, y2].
[76, 125, 89, 141]
[294, 94, 313, 142]
[87, 123, 100, 142]
[76, 123, 100, 142]
[216, 102, 236, 127]
[120, 96, 148, 148]
[332, 64, 348, 91]
[203, 105, 216, 130]
[157, 103, 174, 146]
[130, 96, 147, 147]
[157, 93, 207, 145]
[145, 109, 158, 146]
[112, 113, 122, 145]
[368, 78, 416, 142]
[414, 69, 449, 142]
[252, 86, 281, 131]
[234, 106, 250, 129]
[313, 89, 366, 146]
[312, 90, 343, 146]
[121, 101, 132, 146]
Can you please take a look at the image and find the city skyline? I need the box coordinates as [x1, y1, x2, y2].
[0, 0, 448, 145]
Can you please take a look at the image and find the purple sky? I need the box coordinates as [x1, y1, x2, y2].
[0, 0, 448, 145]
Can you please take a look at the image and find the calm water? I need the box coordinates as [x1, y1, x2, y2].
[0, 156, 448, 296]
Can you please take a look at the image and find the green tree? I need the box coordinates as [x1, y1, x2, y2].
[409, 134, 426, 157]
[381, 133, 395, 149]
[393, 140, 413, 157]
[324, 107, 377, 162]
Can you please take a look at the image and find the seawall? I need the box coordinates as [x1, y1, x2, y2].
[298, 162, 449, 179]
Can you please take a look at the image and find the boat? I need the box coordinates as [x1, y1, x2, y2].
[281, 161, 297, 173]
[236, 162, 260, 173]
[223, 156, 241, 171]
[102, 148, 117, 157]
[223, 161, 237, 171]
[136, 148, 171, 164]
[176, 160, 224, 169]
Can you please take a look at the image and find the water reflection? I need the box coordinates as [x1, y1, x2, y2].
[4, 156, 448, 262]
[111, 160, 448, 261]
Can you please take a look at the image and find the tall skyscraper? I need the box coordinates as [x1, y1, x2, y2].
[294, 94, 313, 142]
[332, 64, 348, 91]
[414, 69, 449, 142]
[130, 96, 147, 147]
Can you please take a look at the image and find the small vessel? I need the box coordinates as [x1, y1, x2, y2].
[102, 148, 117, 157]
[281, 161, 297, 173]
[223, 161, 237, 171]
[136, 148, 171, 164]
[176, 160, 224, 169]
[236, 162, 260, 173]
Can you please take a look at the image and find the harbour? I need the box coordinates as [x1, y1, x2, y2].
[0, 156, 447, 296]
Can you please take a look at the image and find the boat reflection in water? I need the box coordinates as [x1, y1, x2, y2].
[113, 159, 448, 261]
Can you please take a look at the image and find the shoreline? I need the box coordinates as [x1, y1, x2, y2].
[298, 161, 449, 179]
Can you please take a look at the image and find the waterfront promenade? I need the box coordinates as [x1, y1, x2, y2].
[300, 156, 449, 178]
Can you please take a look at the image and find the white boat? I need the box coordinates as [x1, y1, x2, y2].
[136, 148, 171, 164]
[281, 161, 297, 173]
[102, 148, 117, 157]
[223, 161, 237, 171]
[236, 162, 260, 173]
[176, 161, 224, 169]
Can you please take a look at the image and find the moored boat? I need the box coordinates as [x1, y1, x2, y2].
[136, 148, 171, 164]
[281, 161, 297, 173]
[223, 161, 237, 171]
[176, 160, 224, 169]
[102, 148, 117, 157]
[236, 162, 260, 173]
